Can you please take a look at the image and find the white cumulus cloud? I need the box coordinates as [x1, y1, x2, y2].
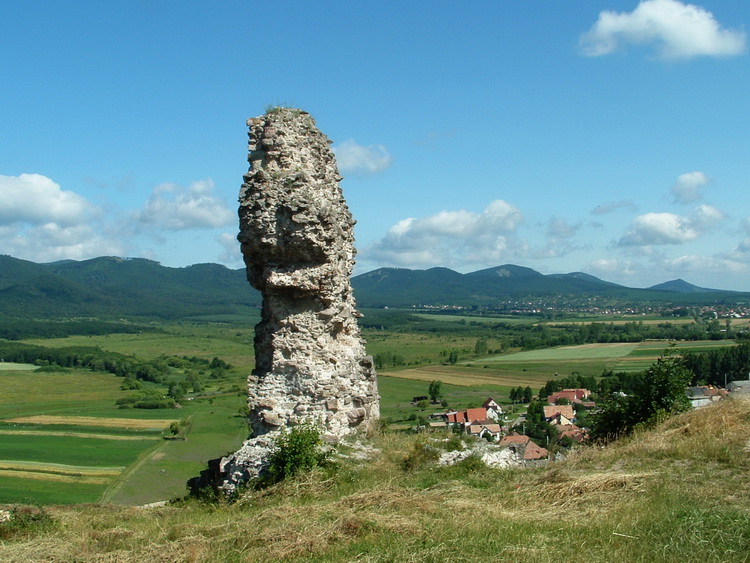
[672, 171, 709, 203]
[0, 173, 97, 226]
[133, 179, 234, 231]
[618, 212, 699, 246]
[618, 205, 725, 247]
[367, 199, 525, 268]
[333, 139, 392, 175]
[0, 223, 125, 263]
[586, 258, 639, 279]
[664, 254, 745, 275]
[531, 217, 583, 259]
[727, 219, 750, 262]
[546, 217, 580, 239]
[580, 0, 746, 60]
[0, 173, 123, 263]
[690, 204, 725, 230]
[216, 232, 243, 267]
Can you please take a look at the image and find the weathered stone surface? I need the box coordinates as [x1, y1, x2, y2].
[437, 443, 521, 469]
[219, 108, 379, 491]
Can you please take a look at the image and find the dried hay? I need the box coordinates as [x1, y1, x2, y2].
[535, 471, 650, 503]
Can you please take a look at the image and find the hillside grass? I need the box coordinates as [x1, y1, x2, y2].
[2, 397, 748, 562]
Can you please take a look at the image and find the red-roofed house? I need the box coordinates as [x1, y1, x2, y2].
[498, 432, 529, 447]
[465, 407, 489, 423]
[547, 389, 591, 405]
[543, 405, 575, 424]
[523, 441, 549, 461]
[482, 398, 503, 419]
[444, 400, 505, 436]
[446, 411, 467, 424]
[557, 424, 587, 443]
[466, 422, 503, 440]
[497, 432, 549, 461]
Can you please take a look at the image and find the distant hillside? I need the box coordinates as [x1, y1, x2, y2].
[0, 255, 259, 320]
[0, 255, 747, 320]
[350, 264, 743, 308]
[647, 278, 723, 293]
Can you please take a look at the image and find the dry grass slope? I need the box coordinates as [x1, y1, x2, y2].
[2, 398, 749, 562]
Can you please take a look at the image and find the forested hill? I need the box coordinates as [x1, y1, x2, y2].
[0, 255, 258, 320]
[0, 255, 747, 320]
[351, 265, 746, 308]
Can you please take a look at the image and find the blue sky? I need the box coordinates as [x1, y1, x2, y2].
[2, 0, 749, 290]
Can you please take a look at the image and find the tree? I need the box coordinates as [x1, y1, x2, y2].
[523, 386, 533, 403]
[509, 387, 519, 403]
[448, 350, 459, 364]
[428, 380, 444, 403]
[474, 338, 488, 356]
[590, 346, 691, 442]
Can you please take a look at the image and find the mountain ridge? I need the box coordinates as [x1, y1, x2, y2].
[0, 255, 746, 319]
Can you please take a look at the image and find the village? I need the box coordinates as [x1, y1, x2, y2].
[410, 378, 750, 464]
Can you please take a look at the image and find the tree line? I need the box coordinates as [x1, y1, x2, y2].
[0, 342, 232, 384]
[0, 319, 160, 340]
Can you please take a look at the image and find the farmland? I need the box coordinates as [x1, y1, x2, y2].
[0, 349, 249, 505]
[0, 314, 744, 506]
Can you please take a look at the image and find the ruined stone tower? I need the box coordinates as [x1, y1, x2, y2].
[219, 108, 379, 487]
[238, 107, 379, 439]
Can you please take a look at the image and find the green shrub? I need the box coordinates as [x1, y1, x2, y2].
[265, 424, 328, 484]
[0, 505, 56, 540]
[166, 416, 193, 439]
[443, 434, 465, 452]
[400, 438, 439, 471]
[115, 389, 176, 409]
[34, 364, 69, 373]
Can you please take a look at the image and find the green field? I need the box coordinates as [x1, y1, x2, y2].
[0, 362, 35, 371]
[487, 342, 639, 361]
[0, 353, 249, 505]
[377, 339, 741, 424]
[22, 323, 257, 372]
[0, 320, 742, 505]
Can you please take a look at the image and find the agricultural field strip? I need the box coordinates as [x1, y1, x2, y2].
[482, 343, 639, 362]
[0, 469, 110, 485]
[0, 459, 124, 476]
[3, 415, 178, 430]
[383, 340, 735, 385]
[381, 367, 541, 388]
[474, 341, 732, 363]
[0, 429, 160, 441]
[0, 363, 36, 371]
[410, 314, 529, 324]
